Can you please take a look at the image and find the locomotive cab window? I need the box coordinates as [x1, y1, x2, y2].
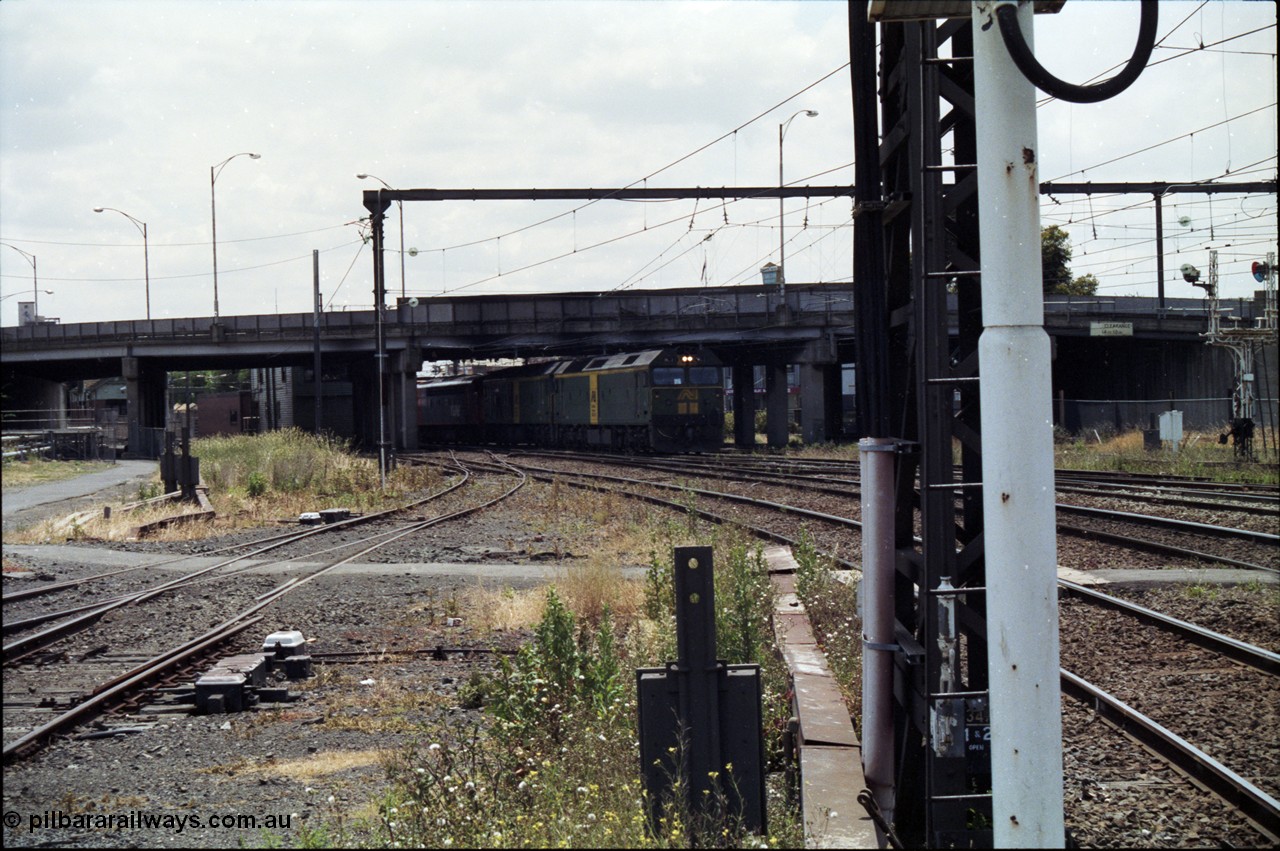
[689, 367, 721, 386]
[653, 368, 684, 386]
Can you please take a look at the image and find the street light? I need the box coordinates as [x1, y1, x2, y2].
[1, 242, 40, 320]
[1, 289, 53, 302]
[778, 109, 819, 298]
[357, 173, 406, 303]
[94, 207, 151, 320]
[211, 152, 261, 319]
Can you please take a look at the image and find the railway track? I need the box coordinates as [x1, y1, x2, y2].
[501, 449, 1278, 576]
[5, 447, 1273, 844]
[455, 449, 1279, 843]
[2, 458, 528, 762]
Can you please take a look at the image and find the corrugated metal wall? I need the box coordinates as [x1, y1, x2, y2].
[1052, 336, 1278, 433]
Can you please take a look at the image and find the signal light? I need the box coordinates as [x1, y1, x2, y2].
[1252, 261, 1272, 283]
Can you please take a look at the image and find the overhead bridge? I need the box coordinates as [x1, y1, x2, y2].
[1, 284, 1261, 455]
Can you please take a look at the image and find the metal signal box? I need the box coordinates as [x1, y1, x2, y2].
[636, 547, 766, 836]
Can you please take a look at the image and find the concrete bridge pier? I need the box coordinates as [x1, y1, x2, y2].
[765, 363, 789, 448]
[731, 363, 755, 448]
[350, 348, 420, 456]
[123, 356, 166, 456]
[391, 348, 422, 451]
[799, 362, 842, 445]
[796, 336, 843, 446]
[350, 355, 381, 454]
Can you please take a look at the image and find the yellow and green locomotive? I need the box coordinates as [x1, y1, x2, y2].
[418, 347, 724, 453]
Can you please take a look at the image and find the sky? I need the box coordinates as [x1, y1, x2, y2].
[0, 0, 1275, 329]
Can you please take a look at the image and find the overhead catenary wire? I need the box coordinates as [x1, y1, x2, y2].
[414, 62, 853, 257]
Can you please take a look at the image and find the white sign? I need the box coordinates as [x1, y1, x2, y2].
[1090, 321, 1133, 337]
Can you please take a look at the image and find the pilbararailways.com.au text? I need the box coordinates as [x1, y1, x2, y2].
[14, 809, 293, 834]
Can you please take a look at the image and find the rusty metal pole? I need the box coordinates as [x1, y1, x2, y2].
[859, 437, 897, 833]
[364, 191, 392, 489]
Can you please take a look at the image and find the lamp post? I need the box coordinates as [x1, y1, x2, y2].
[1, 243, 40, 320]
[211, 152, 261, 319]
[778, 109, 818, 298]
[357, 173, 406, 302]
[94, 207, 151, 320]
[1, 289, 52, 302]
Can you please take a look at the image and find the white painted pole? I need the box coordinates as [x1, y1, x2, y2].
[859, 437, 896, 834]
[973, 2, 1065, 847]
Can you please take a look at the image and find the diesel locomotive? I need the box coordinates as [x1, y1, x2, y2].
[418, 347, 725, 453]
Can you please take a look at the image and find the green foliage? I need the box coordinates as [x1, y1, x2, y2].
[1041, 225, 1100, 295]
[486, 588, 625, 748]
[323, 523, 805, 849]
[136, 481, 161, 501]
[195, 428, 370, 496]
[644, 546, 675, 622]
[793, 528, 863, 725]
[716, 543, 772, 665]
[246, 471, 268, 498]
[1062, 271, 1099, 295]
[1041, 224, 1073, 294]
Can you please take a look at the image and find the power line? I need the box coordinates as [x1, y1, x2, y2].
[1043, 102, 1276, 182]
[0, 238, 364, 283]
[414, 63, 853, 255]
[0, 222, 352, 249]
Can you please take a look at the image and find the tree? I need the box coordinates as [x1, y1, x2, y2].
[1041, 225, 1098, 295]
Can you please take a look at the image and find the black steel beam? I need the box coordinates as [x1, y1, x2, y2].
[364, 185, 855, 203]
[1040, 180, 1276, 195]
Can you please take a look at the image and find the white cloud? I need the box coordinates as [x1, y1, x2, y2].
[0, 0, 1274, 326]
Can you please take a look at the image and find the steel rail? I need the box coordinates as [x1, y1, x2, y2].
[2, 617, 263, 763]
[1056, 503, 1280, 545]
[2, 471, 471, 653]
[1060, 669, 1280, 841]
[482, 458, 860, 571]
[517, 460, 861, 531]
[494, 451, 1274, 575]
[1055, 521, 1277, 575]
[1059, 580, 1280, 675]
[1053, 484, 1280, 517]
[2, 466, 470, 608]
[1052, 477, 1280, 507]
[3, 461, 524, 763]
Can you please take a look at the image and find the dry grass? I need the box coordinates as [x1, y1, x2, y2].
[461, 556, 646, 633]
[198, 749, 388, 781]
[3, 432, 448, 545]
[553, 556, 645, 624]
[258, 750, 389, 781]
[1056, 427, 1279, 483]
[1, 458, 113, 489]
[3, 497, 212, 545]
[462, 584, 547, 632]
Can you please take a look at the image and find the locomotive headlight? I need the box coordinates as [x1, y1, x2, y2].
[679, 354, 695, 363]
